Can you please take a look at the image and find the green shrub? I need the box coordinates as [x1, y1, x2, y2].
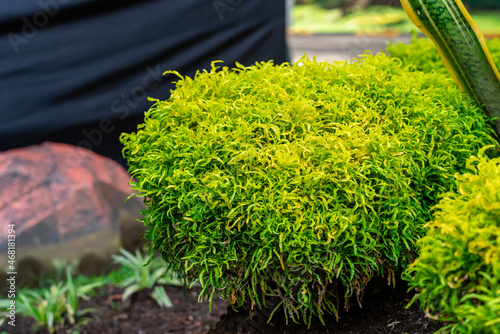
[386, 35, 500, 75]
[405, 148, 500, 333]
[120, 53, 495, 324]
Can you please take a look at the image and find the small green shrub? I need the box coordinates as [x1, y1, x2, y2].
[386, 34, 500, 75]
[121, 53, 495, 324]
[111, 248, 182, 308]
[17, 267, 103, 333]
[405, 148, 500, 333]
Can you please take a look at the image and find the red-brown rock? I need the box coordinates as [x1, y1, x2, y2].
[0, 142, 144, 250]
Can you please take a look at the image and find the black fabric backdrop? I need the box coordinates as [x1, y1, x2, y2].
[0, 0, 288, 166]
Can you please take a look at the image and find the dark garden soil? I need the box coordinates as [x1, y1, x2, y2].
[207, 277, 443, 334]
[3, 278, 443, 334]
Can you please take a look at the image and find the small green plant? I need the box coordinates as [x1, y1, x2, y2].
[0, 299, 9, 327]
[386, 34, 500, 76]
[111, 248, 182, 308]
[121, 53, 496, 325]
[17, 267, 103, 333]
[18, 282, 68, 333]
[405, 148, 500, 333]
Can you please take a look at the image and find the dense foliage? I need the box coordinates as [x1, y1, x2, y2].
[386, 35, 500, 75]
[405, 149, 500, 333]
[121, 54, 495, 324]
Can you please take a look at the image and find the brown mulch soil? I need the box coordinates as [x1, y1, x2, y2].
[2, 278, 443, 334]
[3, 285, 228, 334]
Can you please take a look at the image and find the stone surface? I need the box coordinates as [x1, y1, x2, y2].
[0, 142, 145, 267]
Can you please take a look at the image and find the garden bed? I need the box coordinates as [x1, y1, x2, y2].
[3, 278, 442, 334]
[3, 285, 226, 334]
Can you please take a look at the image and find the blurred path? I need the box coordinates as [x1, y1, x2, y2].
[287, 34, 413, 63]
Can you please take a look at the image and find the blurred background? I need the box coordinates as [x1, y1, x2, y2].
[288, 0, 500, 61]
[289, 0, 500, 35]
